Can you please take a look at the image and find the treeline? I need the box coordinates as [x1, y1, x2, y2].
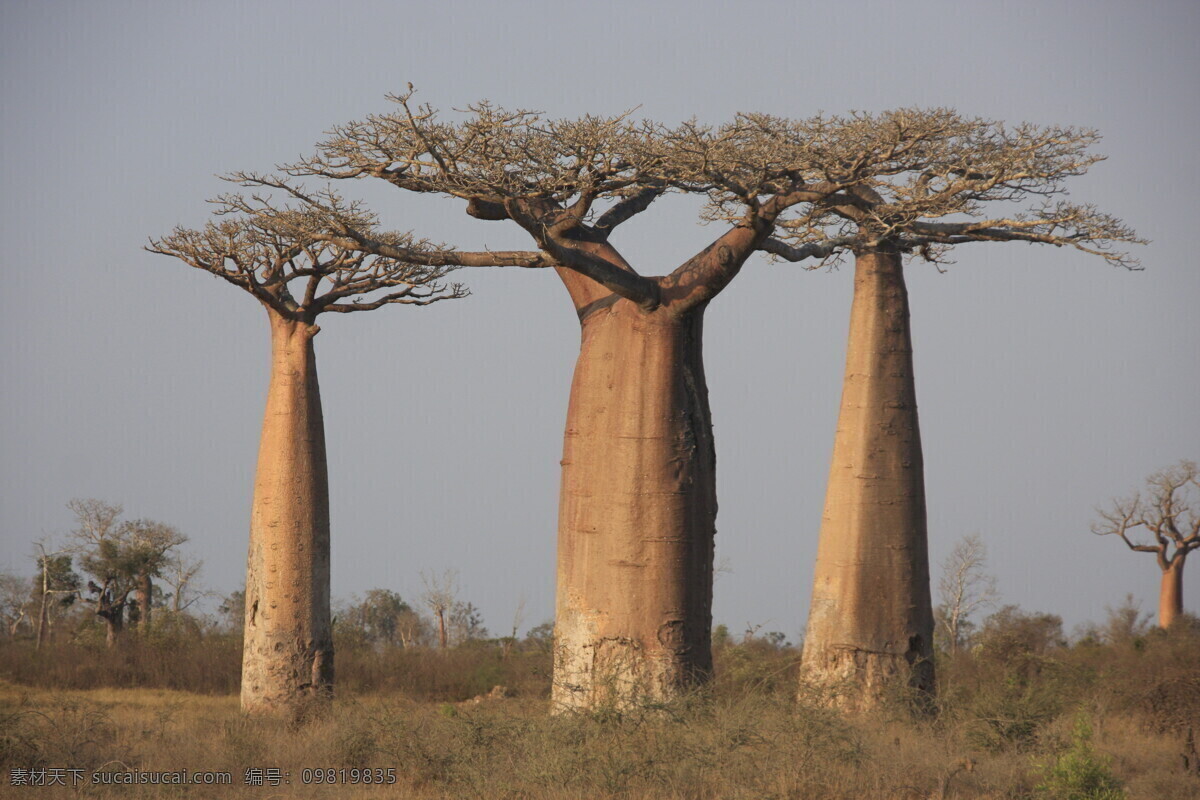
[0, 500, 525, 661]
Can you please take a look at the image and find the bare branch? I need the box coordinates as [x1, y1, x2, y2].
[149, 185, 467, 321]
[1093, 460, 1200, 570]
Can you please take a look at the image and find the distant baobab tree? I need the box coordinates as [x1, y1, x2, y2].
[149, 193, 465, 716]
[1093, 460, 1199, 629]
[253, 91, 852, 709]
[69, 498, 185, 646]
[778, 109, 1143, 709]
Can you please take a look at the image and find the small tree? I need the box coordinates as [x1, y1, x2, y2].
[1092, 460, 1199, 629]
[150, 193, 465, 716]
[30, 542, 80, 648]
[936, 534, 998, 653]
[448, 601, 489, 645]
[340, 589, 424, 648]
[160, 553, 206, 615]
[70, 499, 133, 646]
[978, 605, 1066, 661]
[0, 571, 33, 638]
[218, 589, 246, 634]
[70, 500, 184, 646]
[125, 519, 187, 633]
[421, 569, 459, 650]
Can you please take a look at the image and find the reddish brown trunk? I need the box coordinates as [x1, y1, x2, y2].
[436, 609, 448, 649]
[138, 573, 152, 633]
[1159, 556, 1185, 629]
[801, 249, 934, 710]
[553, 297, 715, 710]
[241, 310, 333, 716]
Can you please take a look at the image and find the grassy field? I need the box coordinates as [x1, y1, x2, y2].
[1, 623, 1198, 799]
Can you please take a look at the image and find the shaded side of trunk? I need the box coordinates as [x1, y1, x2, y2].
[553, 300, 715, 711]
[100, 600, 125, 648]
[1159, 556, 1185, 629]
[138, 573, 152, 633]
[241, 312, 333, 716]
[801, 249, 934, 710]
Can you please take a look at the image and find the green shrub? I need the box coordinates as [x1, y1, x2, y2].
[1034, 715, 1125, 800]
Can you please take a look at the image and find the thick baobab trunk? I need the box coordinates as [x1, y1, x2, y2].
[801, 249, 934, 710]
[138, 573, 153, 633]
[241, 311, 334, 716]
[553, 298, 715, 710]
[1159, 557, 1185, 629]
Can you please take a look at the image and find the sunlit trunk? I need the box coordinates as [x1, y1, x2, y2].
[241, 311, 333, 716]
[1159, 557, 1185, 629]
[801, 249, 935, 710]
[553, 298, 715, 710]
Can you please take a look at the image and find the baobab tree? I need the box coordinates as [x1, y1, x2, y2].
[763, 109, 1144, 709]
[420, 569, 458, 650]
[125, 519, 187, 633]
[69, 499, 185, 646]
[259, 93, 853, 709]
[1093, 460, 1199, 629]
[70, 498, 133, 646]
[149, 194, 465, 716]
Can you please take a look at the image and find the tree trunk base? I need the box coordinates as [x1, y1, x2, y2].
[552, 301, 714, 713]
[552, 603, 700, 712]
[800, 641, 934, 712]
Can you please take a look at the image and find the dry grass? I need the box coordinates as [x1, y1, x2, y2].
[0, 626, 1197, 799]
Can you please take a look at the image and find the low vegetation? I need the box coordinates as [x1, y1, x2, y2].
[1, 610, 1197, 799]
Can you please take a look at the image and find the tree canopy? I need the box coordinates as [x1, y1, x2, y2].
[226, 97, 1142, 291]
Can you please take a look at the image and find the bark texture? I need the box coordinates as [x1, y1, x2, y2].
[241, 311, 334, 716]
[553, 294, 715, 711]
[1159, 557, 1185, 629]
[801, 249, 935, 710]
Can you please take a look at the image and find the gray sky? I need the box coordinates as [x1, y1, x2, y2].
[2, 0, 1197, 640]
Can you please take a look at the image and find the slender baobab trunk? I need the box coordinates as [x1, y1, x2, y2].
[241, 310, 333, 716]
[801, 249, 935, 710]
[436, 607, 448, 649]
[138, 573, 153, 633]
[553, 297, 715, 710]
[1159, 556, 1185, 629]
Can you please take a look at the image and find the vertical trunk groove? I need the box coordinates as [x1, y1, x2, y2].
[553, 298, 716, 710]
[241, 311, 333, 716]
[1159, 557, 1185, 629]
[801, 249, 934, 710]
